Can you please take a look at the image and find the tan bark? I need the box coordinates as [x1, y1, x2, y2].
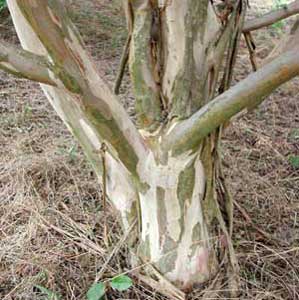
[7, 0, 144, 232]
[243, 0, 299, 32]
[2, 0, 299, 293]
[163, 48, 299, 155]
[267, 18, 299, 62]
[0, 42, 55, 85]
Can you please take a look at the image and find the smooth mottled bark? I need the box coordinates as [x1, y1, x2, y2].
[163, 49, 299, 155]
[0, 42, 56, 85]
[7, 0, 145, 232]
[2, 0, 299, 294]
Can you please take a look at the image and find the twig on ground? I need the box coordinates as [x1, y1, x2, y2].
[233, 200, 286, 246]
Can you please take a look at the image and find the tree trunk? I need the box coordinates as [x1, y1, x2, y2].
[4, 0, 299, 295]
[127, 0, 242, 289]
[137, 150, 216, 288]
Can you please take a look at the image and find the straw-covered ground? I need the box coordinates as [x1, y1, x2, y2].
[0, 1, 298, 299]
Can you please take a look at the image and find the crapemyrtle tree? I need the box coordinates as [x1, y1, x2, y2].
[1, 0, 299, 297]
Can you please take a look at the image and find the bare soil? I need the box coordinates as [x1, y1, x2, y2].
[0, 1, 298, 299]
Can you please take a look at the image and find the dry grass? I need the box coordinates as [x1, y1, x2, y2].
[0, 0, 299, 299]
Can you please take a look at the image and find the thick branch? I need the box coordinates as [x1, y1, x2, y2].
[14, 0, 148, 176]
[0, 41, 55, 85]
[162, 1, 218, 119]
[6, 0, 141, 230]
[243, 0, 299, 32]
[163, 49, 299, 155]
[129, 1, 163, 131]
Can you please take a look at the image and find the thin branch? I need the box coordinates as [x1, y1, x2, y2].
[206, 0, 246, 99]
[114, 34, 131, 95]
[233, 200, 286, 246]
[243, 32, 258, 71]
[0, 41, 55, 86]
[243, 0, 299, 32]
[163, 48, 299, 155]
[219, 0, 247, 93]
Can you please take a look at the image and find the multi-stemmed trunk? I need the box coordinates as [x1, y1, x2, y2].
[2, 0, 299, 295]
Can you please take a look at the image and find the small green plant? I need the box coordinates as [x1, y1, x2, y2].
[57, 144, 78, 162]
[288, 129, 299, 141]
[0, 0, 6, 11]
[34, 285, 61, 300]
[289, 155, 299, 169]
[271, 0, 288, 30]
[68, 144, 78, 162]
[23, 104, 33, 119]
[274, 0, 288, 9]
[272, 20, 284, 30]
[110, 275, 133, 291]
[87, 275, 132, 300]
[87, 283, 106, 300]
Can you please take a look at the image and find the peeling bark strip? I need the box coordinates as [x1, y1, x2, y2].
[4, 0, 299, 293]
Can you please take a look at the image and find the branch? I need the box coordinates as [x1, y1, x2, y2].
[13, 0, 148, 176]
[162, 0, 215, 120]
[266, 18, 299, 62]
[243, 0, 299, 32]
[114, 34, 131, 95]
[0, 41, 55, 86]
[219, 0, 247, 93]
[163, 49, 299, 155]
[243, 32, 258, 71]
[129, 1, 163, 131]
